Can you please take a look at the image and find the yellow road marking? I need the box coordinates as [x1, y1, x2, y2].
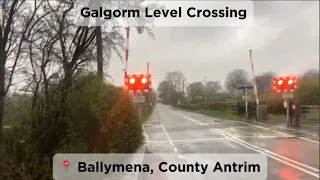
[250, 125, 294, 137]
[248, 126, 264, 137]
[229, 127, 254, 136]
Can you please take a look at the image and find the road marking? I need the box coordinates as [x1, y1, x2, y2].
[229, 127, 240, 137]
[160, 124, 174, 146]
[229, 127, 254, 136]
[147, 140, 169, 143]
[144, 124, 201, 129]
[169, 109, 319, 177]
[171, 109, 293, 138]
[167, 108, 320, 176]
[212, 129, 320, 178]
[160, 123, 184, 159]
[255, 121, 319, 137]
[146, 136, 291, 144]
[172, 137, 228, 142]
[173, 147, 178, 152]
[171, 108, 293, 137]
[238, 121, 294, 137]
[143, 132, 149, 143]
[248, 126, 264, 137]
[168, 110, 206, 125]
[226, 130, 319, 172]
[298, 137, 319, 144]
[279, 127, 319, 137]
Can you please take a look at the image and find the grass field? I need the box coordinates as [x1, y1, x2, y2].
[268, 114, 287, 120]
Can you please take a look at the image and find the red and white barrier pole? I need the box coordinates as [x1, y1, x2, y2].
[249, 49, 260, 120]
[124, 26, 130, 78]
[249, 49, 259, 105]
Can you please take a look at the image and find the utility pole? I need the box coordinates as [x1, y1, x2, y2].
[92, 0, 104, 78]
[96, 27, 103, 77]
[204, 77, 207, 109]
[244, 84, 248, 120]
[124, 27, 130, 82]
[147, 62, 151, 113]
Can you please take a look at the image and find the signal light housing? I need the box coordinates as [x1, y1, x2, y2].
[124, 74, 152, 93]
[273, 76, 297, 92]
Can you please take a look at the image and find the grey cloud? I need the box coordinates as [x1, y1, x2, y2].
[107, 1, 319, 89]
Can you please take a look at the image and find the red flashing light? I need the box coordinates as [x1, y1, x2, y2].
[125, 74, 152, 93]
[141, 77, 147, 84]
[129, 78, 135, 84]
[273, 76, 297, 93]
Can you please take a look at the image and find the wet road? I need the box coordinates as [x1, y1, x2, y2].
[142, 104, 320, 180]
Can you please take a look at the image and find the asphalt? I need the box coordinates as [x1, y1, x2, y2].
[141, 104, 320, 180]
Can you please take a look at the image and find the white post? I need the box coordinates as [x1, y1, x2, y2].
[286, 99, 290, 127]
[245, 85, 248, 120]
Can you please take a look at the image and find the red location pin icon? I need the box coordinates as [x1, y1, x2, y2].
[63, 160, 70, 172]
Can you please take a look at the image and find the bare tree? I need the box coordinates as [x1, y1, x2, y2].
[205, 80, 222, 100]
[157, 80, 172, 103]
[186, 82, 204, 102]
[225, 69, 250, 97]
[0, 0, 46, 138]
[165, 71, 185, 93]
[256, 72, 275, 94]
[302, 69, 319, 79]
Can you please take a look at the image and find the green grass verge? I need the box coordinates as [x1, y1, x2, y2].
[141, 105, 155, 124]
[175, 106, 288, 121]
[174, 106, 243, 121]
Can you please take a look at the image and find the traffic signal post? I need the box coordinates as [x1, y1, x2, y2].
[273, 76, 297, 127]
[124, 73, 152, 121]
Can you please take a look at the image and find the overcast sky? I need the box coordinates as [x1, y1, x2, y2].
[107, 1, 319, 89]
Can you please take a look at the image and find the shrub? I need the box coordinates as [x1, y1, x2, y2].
[1, 73, 143, 179]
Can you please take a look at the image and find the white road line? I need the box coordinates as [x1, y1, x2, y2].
[224, 128, 319, 172]
[147, 137, 243, 144]
[279, 127, 319, 137]
[173, 137, 229, 142]
[169, 109, 319, 178]
[173, 147, 178, 152]
[297, 137, 319, 144]
[160, 123, 183, 159]
[168, 110, 206, 126]
[144, 124, 201, 129]
[143, 132, 149, 143]
[255, 121, 319, 137]
[212, 129, 320, 178]
[147, 140, 169, 143]
[160, 124, 174, 146]
[238, 121, 294, 137]
[147, 136, 287, 144]
[166, 107, 320, 176]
